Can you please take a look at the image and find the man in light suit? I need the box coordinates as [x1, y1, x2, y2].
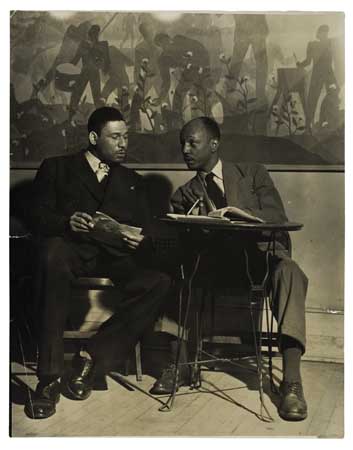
[25, 107, 171, 419]
[151, 116, 308, 422]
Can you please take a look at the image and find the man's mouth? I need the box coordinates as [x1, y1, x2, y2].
[184, 158, 195, 166]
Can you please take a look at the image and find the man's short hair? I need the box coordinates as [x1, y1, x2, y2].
[87, 107, 125, 135]
[182, 116, 221, 141]
[154, 33, 170, 47]
[139, 22, 152, 38]
[88, 24, 100, 39]
[317, 24, 329, 34]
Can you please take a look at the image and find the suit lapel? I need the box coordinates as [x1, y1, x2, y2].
[222, 159, 245, 207]
[71, 151, 106, 203]
[104, 163, 132, 202]
[100, 164, 138, 221]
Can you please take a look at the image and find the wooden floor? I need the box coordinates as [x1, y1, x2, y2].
[10, 359, 343, 438]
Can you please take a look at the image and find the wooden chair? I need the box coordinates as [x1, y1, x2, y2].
[64, 276, 143, 382]
[196, 234, 291, 363]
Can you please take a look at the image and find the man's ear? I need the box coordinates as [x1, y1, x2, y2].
[88, 131, 98, 146]
[210, 139, 219, 152]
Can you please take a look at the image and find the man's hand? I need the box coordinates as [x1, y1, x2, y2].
[121, 231, 144, 251]
[69, 212, 95, 233]
[180, 179, 204, 205]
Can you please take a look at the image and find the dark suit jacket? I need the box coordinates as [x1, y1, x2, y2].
[28, 150, 154, 259]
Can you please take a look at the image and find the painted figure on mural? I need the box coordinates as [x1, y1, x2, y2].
[134, 21, 161, 93]
[120, 13, 137, 49]
[100, 45, 133, 104]
[297, 24, 339, 131]
[31, 21, 92, 104]
[69, 25, 110, 121]
[154, 33, 211, 125]
[230, 14, 269, 107]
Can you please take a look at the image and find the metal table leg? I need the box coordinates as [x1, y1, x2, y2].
[160, 234, 277, 420]
[244, 238, 275, 422]
[159, 254, 201, 412]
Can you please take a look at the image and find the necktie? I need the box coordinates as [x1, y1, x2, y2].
[96, 162, 110, 183]
[205, 172, 226, 209]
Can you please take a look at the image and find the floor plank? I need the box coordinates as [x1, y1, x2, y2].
[10, 360, 343, 437]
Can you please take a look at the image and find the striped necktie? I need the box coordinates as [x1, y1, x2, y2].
[96, 162, 110, 183]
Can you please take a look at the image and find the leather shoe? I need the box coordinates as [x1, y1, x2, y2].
[24, 379, 61, 419]
[67, 355, 95, 400]
[279, 381, 308, 421]
[150, 363, 189, 395]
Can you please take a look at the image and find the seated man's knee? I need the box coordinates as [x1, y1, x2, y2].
[39, 237, 72, 271]
[276, 257, 304, 275]
[153, 271, 172, 292]
[142, 269, 172, 295]
[275, 257, 308, 286]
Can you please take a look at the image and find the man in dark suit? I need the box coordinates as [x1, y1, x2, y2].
[150, 117, 308, 422]
[25, 107, 171, 419]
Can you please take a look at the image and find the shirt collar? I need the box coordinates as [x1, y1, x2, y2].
[85, 150, 103, 173]
[209, 159, 223, 180]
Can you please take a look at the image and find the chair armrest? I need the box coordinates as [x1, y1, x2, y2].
[72, 277, 115, 289]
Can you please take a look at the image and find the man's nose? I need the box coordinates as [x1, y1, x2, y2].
[118, 137, 127, 148]
[182, 143, 190, 153]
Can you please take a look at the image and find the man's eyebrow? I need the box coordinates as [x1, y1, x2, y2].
[180, 133, 197, 142]
[110, 131, 128, 136]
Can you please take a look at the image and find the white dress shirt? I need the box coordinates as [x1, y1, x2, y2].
[203, 158, 225, 194]
[85, 150, 110, 182]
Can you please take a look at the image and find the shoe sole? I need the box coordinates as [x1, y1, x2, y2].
[279, 410, 308, 421]
[149, 380, 188, 396]
[66, 383, 92, 401]
[24, 406, 57, 420]
[24, 396, 60, 420]
[149, 386, 179, 395]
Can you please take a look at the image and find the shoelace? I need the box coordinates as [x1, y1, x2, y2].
[39, 380, 59, 399]
[79, 359, 94, 378]
[283, 381, 304, 398]
[160, 364, 178, 380]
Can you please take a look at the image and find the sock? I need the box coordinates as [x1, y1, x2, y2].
[170, 339, 189, 378]
[170, 339, 188, 362]
[80, 350, 93, 360]
[281, 336, 303, 383]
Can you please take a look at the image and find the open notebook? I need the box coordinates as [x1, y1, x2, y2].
[167, 206, 264, 224]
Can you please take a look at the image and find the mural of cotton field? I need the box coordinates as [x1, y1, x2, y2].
[10, 11, 344, 166]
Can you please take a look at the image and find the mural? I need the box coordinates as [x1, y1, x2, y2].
[10, 11, 345, 167]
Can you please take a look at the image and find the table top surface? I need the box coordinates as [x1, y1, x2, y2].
[161, 217, 303, 232]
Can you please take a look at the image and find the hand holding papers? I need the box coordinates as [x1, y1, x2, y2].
[89, 211, 143, 251]
[92, 211, 143, 236]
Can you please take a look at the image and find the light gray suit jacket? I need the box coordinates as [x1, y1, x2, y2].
[171, 160, 288, 224]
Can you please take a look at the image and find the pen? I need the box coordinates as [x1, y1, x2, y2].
[197, 173, 216, 212]
[186, 198, 200, 215]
